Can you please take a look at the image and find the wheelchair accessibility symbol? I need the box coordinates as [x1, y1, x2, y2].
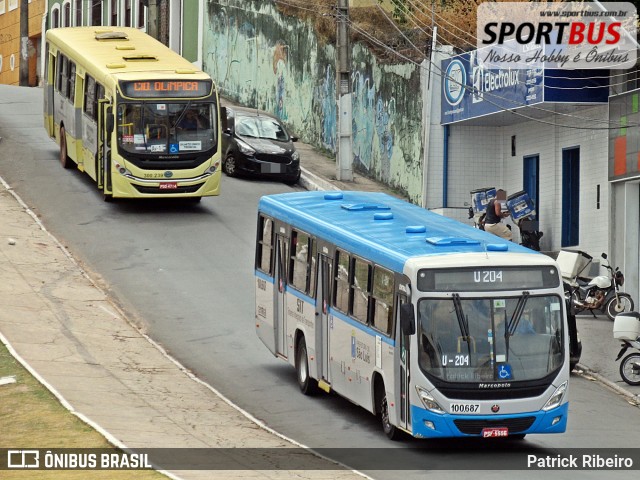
[498, 364, 512, 380]
[169, 143, 179, 154]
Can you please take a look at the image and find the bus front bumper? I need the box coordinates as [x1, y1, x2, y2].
[409, 403, 568, 438]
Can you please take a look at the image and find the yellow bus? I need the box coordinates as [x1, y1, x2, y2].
[43, 27, 221, 201]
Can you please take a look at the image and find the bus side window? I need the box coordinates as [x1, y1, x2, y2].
[309, 239, 317, 297]
[68, 61, 76, 103]
[256, 215, 273, 275]
[57, 54, 68, 96]
[372, 266, 394, 336]
[334, 249, 350, 314]
[351, 256, 371, 324]
[84, 75, 96, 119]
[289, 230, 310, 293]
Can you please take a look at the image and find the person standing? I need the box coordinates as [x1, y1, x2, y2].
[484, 197, 512, 241]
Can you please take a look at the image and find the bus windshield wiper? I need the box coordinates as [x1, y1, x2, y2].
[452, 293, 472, 355]
[506, 291, 530, 339]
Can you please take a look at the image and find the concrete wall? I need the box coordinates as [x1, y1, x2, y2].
[203, 0, 424, 201]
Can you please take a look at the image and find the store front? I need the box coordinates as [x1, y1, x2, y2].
[440, 49, 610, 255]
[609, 88, 640, 307]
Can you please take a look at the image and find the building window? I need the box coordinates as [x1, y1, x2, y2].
[51, 6, 60, 28]
[73, 0, 82, 26]
[0, 1, 6, 15]
[91, 0, 102, 26]
[125, 0, 131, 27]
[63, 1, 71, 27]
[111, 0, 118, 26]
[137, 0, 145, 28]
[8, 0, 17, 11]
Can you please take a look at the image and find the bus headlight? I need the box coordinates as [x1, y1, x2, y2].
[416, 386, 445, 414]
[542, 381, 567, 411]
[208, 160, 221, 173]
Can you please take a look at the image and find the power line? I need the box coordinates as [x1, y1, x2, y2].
[346, 18, 638, 130]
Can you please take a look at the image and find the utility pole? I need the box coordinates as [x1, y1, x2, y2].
[421, 26, 437, 208]
[336, 0, 353, 182]
[19, 0, 29, 86]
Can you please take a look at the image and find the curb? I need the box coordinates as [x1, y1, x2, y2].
[299, 167, 340, 192]
[575, 364, 640, 405]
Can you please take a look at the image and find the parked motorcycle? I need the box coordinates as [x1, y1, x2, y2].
[613, 312, 640, 386]
[564, 253, 634, 321]
[516, 217, 543, 251]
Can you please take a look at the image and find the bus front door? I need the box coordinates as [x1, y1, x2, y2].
[274, 234, 289, 358]
[396, 293, 410, 432]
[316, 255, 332, 385]
[97, 99, 112, 196]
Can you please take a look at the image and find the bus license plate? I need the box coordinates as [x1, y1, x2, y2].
[159, 182, 178, 190]
[482, 427, 508, 438]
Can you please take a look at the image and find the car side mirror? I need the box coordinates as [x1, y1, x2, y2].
[601, 253, 607, 260]
[224, 127, 233, 136]
[400, 303, 416, 336]
[291, 136, 298, 142]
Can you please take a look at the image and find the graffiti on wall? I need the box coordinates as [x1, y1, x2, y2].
[204, 0, 424, 200]
[318, 64, 336, 151]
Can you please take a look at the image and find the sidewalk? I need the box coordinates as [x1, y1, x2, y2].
[0, 175, 366, 479]
[0, 128, 638, 479]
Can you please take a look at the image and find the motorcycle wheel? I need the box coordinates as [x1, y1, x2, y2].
[619, 353, 640, 386]
[604, 293, 634, 321]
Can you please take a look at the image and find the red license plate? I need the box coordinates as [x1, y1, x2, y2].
[159, 182, 178, 190]
[482, 427, 509, 438]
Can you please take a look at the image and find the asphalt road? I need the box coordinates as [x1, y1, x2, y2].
[1, 85, 639, 479]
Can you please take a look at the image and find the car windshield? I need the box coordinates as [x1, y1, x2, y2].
[417, 295, 564, 383]
[116, 102, 217, 155]
[235, 115, 289, 141]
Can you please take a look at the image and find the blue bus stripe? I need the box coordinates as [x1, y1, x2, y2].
[255, 270, 274, 283]
[287, 287, 317, 306]
[255, 270, 317, 306]
[329, 308, 395, 346]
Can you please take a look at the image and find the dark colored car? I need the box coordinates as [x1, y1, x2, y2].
[221, 106, 301, 184]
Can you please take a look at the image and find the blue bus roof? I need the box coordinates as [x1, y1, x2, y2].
[259, 191, 536, 273]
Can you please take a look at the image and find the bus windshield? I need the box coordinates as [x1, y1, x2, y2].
[417, 295, 564, 383]
[116, 102, 216, 155]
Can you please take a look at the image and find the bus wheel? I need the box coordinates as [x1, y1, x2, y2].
[295, 337, 318, 396]
[376, 383, 400, 440]
[59, 127, 73, 169]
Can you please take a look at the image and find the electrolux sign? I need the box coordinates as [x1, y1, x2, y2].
[441, 50, 544, 124]
[441, 49, 610, 124]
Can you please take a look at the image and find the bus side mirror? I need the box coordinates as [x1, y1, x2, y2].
[400, 303, 416, 336]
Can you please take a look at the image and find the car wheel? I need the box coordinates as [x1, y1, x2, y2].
[223, 155, 237, 177]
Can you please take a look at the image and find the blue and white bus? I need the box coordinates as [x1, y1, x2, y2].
[255, 191, 570, 440]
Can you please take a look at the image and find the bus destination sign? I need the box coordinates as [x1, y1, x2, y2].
[120, 80, 212, 98]
[417, 266, 560, 291]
